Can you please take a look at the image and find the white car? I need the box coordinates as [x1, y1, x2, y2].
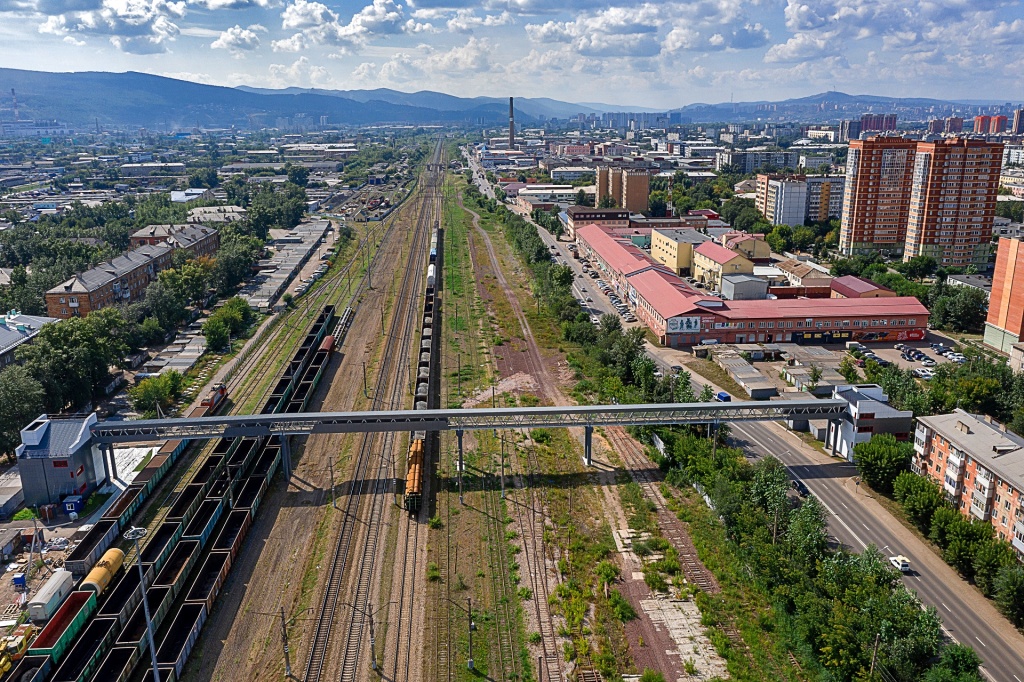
[889, 555, 911, 573]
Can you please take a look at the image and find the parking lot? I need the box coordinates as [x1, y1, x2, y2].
[847, 340, 965, 379]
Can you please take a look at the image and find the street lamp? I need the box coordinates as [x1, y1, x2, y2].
[124, 527, 161, 682]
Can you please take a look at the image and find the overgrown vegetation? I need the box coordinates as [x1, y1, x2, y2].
[657, 427, 984, 682]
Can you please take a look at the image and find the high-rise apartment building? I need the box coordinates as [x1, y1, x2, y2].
[860, 113, 897, 132]
[945, 117, 964, 134]
[974, 116, 992, 133]
[839, 119, 862, 142]
[756, 173, 846, 226]
[903, 138, 1002, 268]
[1013, 109, 1024, 135]
[839, 137, 917, 256]
[984, 237, 1024, 352]
[595, 167, 650, 213]
[991, 115, 1008, 134]
[927, 119, 945, 134]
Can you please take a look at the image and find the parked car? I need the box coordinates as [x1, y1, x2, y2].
[921, 359, 937, 367]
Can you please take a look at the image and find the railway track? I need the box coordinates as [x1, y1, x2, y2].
[303, 139, 443, 682]
[603, 427, 720, 595]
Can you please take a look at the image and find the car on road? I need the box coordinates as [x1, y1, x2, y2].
[889, 555, 911, 573]
[715, 391, 732, 402]
[670, 365, 684, 373]
[586, 297, 593, 303]
[792, 480, 810, 496]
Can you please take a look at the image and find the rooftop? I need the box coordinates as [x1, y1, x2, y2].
[695, 241, 746, 265]
[653, 228, 711, 245]
[775, 258, 833, 280]
[831, 275, 891, 297]
[576, 223, 660, 276]
[16, 414, 96, 460]
[48, 242, 173, 295]
[918, 409, 1024, 488]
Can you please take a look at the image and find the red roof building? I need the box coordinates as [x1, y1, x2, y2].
[830, 275, 897, 299]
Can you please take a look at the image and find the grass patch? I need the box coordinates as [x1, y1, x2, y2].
[133, 449, 155, 472]
[686, 358, 748, 399]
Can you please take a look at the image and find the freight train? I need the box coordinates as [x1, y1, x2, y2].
[15, 306, 341, 682]
[405, 225, 442, 512]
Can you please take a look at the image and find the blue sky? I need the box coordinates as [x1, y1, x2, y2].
[0, 0, 1022, 108]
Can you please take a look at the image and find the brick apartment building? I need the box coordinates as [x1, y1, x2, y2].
[129, 224, 220, 257]
[913, 409, 1024, 558]
[984, 236, 1024, 352]
[595, 167, 649, 213]
[839, 136, 918, 256]
[564, 206, 629, 239]
[903, 138, 1002, 268]
[46, 225, 220, 319]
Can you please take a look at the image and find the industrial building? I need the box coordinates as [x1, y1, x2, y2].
[16, 414, 106, 507]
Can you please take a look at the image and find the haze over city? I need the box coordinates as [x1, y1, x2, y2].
[0, 0, 1022, 106]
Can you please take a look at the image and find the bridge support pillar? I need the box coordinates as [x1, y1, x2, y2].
[829, 419, 841, 460]
[106, 444, 118, 483]
[584, 425, 593, 467]
[280, 435, 292, 480]
[457, 429, 464, 505]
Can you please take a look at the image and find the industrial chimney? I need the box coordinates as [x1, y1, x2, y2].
[508, 96, 514, 150]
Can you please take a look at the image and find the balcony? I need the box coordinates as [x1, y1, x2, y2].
[1014, 522, 1024, 556]
[947, 449, 964, 470]
[944, 477, 960, 496]
[970, 491, 991, 521]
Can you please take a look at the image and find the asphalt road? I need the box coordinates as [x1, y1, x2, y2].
[465, 155, 1024, 681]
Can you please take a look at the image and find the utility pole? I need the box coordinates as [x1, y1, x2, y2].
[869, 632, 880, 679]
[500, 434, 505, 500]
[467, 597, 474, 671]
[280, 607, 291, 679]
[362, 361, 369, 398]
[329, 461, 336, 509]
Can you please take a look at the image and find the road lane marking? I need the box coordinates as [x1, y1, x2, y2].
[941, 625, 959, 643]
[841, 502, 849, 509]
[941, 603, 951, 612]
[862, 523, 871, 531]
[1012, 674, 1021, 682]
[975, 637, 986, 647]
[913, 575, 921, 581]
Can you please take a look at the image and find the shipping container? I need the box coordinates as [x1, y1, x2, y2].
[28, 591, 97, 662]
[152, 540, 200, 601]
[181, 499, 225, 549]
[165, 484, 204, 526]
[96, 568, 142, 628]
[156, 602, 207, 679]
[89, 645, 138, 682]
[5, 654, 52, 682]
[49, 616, 117, 682]
[115, 586, 170, 652]
[138, 522, 182, 581]
[100, 485, 145, 528]
[28, 570, 74, 622]
[211, 509, 251, 562]
[233, 476, 267, 515]
[65, 521, 119, 577]
[183, 551, 232, 611]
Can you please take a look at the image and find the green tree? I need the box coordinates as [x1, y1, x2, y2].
[673, 371, 696, 403]
[994, 564, 1024, 626]
[145, 279, 187, 330]
[203, 316, 230, 351]
[0, 365, 44, 455]
[788, 495, 828, 567]
[698, 384, 714, 402]
[853, 433, 912, 494]
[598, 194, 617, 208]
[752, 456, 791, 543]
[648, 190, 668, 217]
[187, 167, 218, 189]
[838, 355, 861, 384]
[639, 670, 665, 682]
[972, 539, 1015, 597]
[894, 473, 945, 532]
[286, 165, 310, 187]
[213, 232, 263, 293]
[901, 255, 938, 281]
[128, 371, 183, 418]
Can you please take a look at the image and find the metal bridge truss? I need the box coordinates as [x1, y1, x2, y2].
[91, 399, 845, 466]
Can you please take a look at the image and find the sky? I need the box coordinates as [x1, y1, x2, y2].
[0, 0, 1022, 109]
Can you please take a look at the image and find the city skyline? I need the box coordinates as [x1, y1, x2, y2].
[0, 0, 1021, 108]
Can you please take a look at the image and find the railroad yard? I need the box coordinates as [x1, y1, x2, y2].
[0, 139, 733, 682]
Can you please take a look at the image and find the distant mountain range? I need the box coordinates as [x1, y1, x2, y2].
[0, 69, 1008, 130]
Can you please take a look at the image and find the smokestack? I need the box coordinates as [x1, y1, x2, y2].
[508, 96, 514, 150]
[10, 89, 17, 122]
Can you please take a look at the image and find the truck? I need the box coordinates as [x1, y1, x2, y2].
[27, 570, 73, 622]
[715, 391, 732, 402]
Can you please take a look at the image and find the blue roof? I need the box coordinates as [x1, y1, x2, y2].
[20, 419, 91, 459]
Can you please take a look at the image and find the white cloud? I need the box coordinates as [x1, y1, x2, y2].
[764, 32, 836, 62]
[277, 0, 428, 52]
[63, 34, 86, 45]
[271, 31, 305, 50]
[446, 9, 511, 33]
[268, 55, 334, 86]
[211, 22, 264, 55]
[190, 0, 274, 8]
[36, 0, 187, 53]
[352, 37, 495, 85]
